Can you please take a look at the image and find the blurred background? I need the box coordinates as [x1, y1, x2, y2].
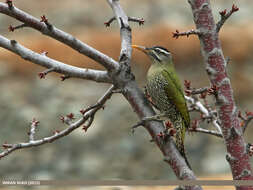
[0, 0, 252, 183]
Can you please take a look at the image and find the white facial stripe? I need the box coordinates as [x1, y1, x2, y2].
[156, 48, 170, 56]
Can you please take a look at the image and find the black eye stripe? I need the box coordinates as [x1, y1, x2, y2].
[154, 49, 160, 54]
[149, 51, 162, 62]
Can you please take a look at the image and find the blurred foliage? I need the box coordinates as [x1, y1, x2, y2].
[0, 0, 252, 180]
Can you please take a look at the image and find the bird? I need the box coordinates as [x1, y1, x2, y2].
[132, 45, 191, 168]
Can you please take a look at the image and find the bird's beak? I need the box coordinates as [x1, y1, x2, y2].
[132, 45, 148, 54]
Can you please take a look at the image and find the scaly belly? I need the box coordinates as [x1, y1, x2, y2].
[146, 75, 181, 127]
[147, 75, 171, 112]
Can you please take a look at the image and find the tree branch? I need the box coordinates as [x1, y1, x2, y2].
[8, 23, 28, 32]
[185, 87, 208, 96]
[0, 85, 115, 159]
[216, 4, 239, 33]
[185, 95, 222, 134]
[189, 127, 222, 138]
[128, 17, 145, 25]
[243, 116, 253, 133]
[187, 0, 253, 183]
[107, 0, 132, 62]
[0, 35, 112, 83]
[238, 111, 253, 134]
[0, 2, 119, 71]
[172, 29, 201, 39]
[104, 16, 144, 27]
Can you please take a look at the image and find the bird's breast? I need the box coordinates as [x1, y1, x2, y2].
[146, 73, 172, 112]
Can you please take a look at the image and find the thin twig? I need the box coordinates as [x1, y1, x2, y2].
[104, 17, 116, 27]
[185, 95, 222, 134]
[172, 29, 201, 39]
[242, 116, 253, 133]
[128, 17, 145, 25]
[0, 35, 112, 83]
[104, 16, 144, 27]
[238, 111, 253, 133]
[0, 2, 119, 71]
[216, 4, 239, 33]
[185, 87, 208, 96]
[189, 127, 223, 138]
[8, 24, 28, 32]
[38, 68, 55, 79]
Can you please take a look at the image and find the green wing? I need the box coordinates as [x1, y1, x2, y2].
[161, 69, 190, 128]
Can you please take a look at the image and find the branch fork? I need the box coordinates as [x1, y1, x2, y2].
[104, 16, 145, 27]
[183, 80, 222, 136]
[216, 4, 239, 32]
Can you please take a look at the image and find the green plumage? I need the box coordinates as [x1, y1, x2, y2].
[132, 45, 190, 168]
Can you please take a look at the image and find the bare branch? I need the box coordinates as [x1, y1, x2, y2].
[0, 2, 119, 71]
[172, 29, 201, 39]
[0, 85, 115, 159]
[38, 68, 55, 79]
[185, 86, 223, 138]
[189, 127, 223, 138]
[188, 0, 253, 182]
[107, 0, 132, 62]
[238, 111, 253, 134]
[0, 35, 112, 83]
[8, 24, 27, 32]
[105, 16, 144, 27]
[216, 4, 239, 33]
[128, 17, 145, 25]
[185, 87, 208, 96]
[104, 17, 116, 27]
[185, 95, 222, 134]
[243, 116, 253, 133]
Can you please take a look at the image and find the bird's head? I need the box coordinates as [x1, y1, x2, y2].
[132, 45, 172, 64]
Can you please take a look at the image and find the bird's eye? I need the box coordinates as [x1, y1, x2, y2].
[154, 49, 160, 54]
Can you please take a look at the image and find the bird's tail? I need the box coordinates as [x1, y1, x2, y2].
[175, 122, 191, 169]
